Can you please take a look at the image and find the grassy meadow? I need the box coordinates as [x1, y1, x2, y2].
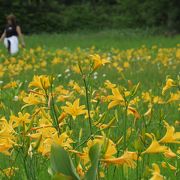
[25, 29, 180, 50]
[0, 29, 180, 180]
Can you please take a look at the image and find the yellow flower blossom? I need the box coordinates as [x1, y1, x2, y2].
[107, 88, 125, 109]
[71, 136, 117, 165]
[23, 93, 46, 108]
[0, 117, 15, 155]
[3, 81, 17, 89]
[163, 148, 176, 158]
[37, 132, 73, 156]
[141, 92, 151, 102]
[144, 105, 152, 117]
[52, 57, 61, 65]
[123, 61, 130, 68]
[68, 80, 84, 95]
[0, 65, 5, 77]
[29, 75, 51, 90]
[91, 54, 110, 70]
[61, 99, 86, 119]
[104, 80, 116, 89]
[1, 167, 18, 178]
[150, 163, 164, 180]
[10, 112, 31, 128]
[76, 163, 84, 178]
[86, 136, 117, 159]
[159, 121, 180, 144]
[153, 96, 164, 104]
[162, 78, 175, 95]
[101, 151, 139, 169]
[161, 162, 176, 171]
[167, 92, 180, 103]
[127, 106, 141, 123]
[142, 133, 168, 154]
[71, 64, 81, 74]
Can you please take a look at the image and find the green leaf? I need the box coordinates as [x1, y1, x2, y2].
[130, 82, 140, 97]
[85, 143, 101, 180]
[52, 173, 73, 180]
[50, 144, 80, 180]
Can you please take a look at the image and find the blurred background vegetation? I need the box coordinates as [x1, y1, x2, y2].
[0, 0, 180, 34]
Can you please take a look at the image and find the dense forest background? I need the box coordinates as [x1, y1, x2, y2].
[0, 0, 180, 34]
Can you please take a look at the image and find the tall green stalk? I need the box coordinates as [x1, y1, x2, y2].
[77, 59, 93, 136]
[123, 103, 128, 150]
[83, 77, 93, 136]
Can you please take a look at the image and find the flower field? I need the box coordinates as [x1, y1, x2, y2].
[0, 44, 180, 180]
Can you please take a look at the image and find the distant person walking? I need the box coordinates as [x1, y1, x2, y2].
[0, 14, 25, 55]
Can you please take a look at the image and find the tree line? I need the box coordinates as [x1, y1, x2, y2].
[0, 0, 179, 34]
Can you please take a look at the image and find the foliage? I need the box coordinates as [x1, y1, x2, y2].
[50, 144, 80, 180]
[50, 143, 101, 180]
[0, 43, 179, 179]
[0, 0, 179, 34]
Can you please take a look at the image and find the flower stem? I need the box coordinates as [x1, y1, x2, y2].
[123, 104, 128, 150]
[83, 77, 93, 135]
[50, 82, 61, 136]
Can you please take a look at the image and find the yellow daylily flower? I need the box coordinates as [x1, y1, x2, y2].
[86, 136, 117, 159]
[1, 167, 18, 178]
[127, 106, 141, 123]
[177, 147, 180, 154]
[99, 171, 105, 178]
[10, 112, 31, 128]
[72, 136, 117, 165]
[123, 61, 130, 68]
[101, 151, 139, 169]
[107, 88, 125, 109]
[141, 92, 151, 102]
[71, 64, 81, 74]
[29, 75, 51, 90]
[142, 133, 168, 154]
[51, 57, 61, 65]
[159, 121, 180, 144]
[161, 162, 176, 171]
[3, 81, 18, 89]
[167, 92, 180, 103]
[153, 96, 164, 104]
[38, 132, 73, 156]
[55, 85, 70, 95]
[76, 163, 85, 178]
[61, 99, 86, 119]
[23, 93, 46, 108]
[144, 105, 152, 117]
[68, 81, 84, 95]
[0, 117, 15, 155]
[0, 64, 5, 77]
[91, 54, 110, 70]
[163, 148, 176, 158]
[104, 80, 116, 89]
[162, 78, 175, 95]
[58, 112, 67, 123]
[150, 163, 164, 180]
[0, 139, 15, 155]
